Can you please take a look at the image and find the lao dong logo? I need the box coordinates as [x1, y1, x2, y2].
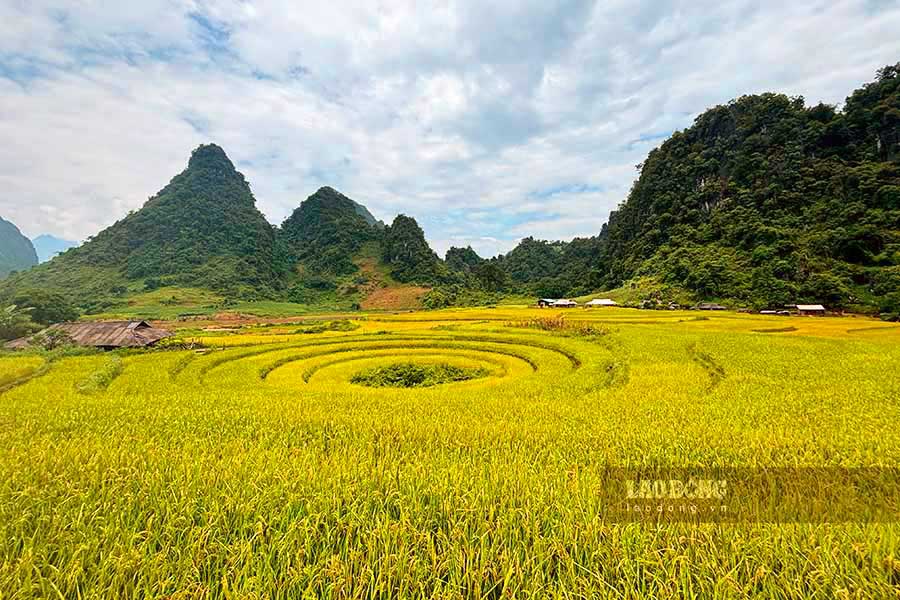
[626, 478, 728, 500]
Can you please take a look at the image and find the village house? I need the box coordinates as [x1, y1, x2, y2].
[585, 298, 618, 307]
[796, 304, 826, 316]
[552, 299, 579, 308]
[696, 302, 727, 311]
[537, 298, 556, 308]
[5, 321, 172, 351]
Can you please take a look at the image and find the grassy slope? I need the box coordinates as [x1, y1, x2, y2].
[86, 292, 356, 320]
[353, 241, 430, 310]
[573, 276, 698, 306]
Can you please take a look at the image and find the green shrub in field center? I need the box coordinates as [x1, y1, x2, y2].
[350, 362, 489, 387]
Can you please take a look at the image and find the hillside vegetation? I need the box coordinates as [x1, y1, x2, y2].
[601, 63, 900, 311]
[382, 215, 450, 285]
[280, 190, 450, 309]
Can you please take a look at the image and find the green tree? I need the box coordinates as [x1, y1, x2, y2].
[445, 246, 484, 273]
[473, 262, 510, 292]
[12, 290, 78, 325]
[0, 305, 38, 341]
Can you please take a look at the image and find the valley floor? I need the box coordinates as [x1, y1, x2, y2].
[1, 307, 899, 597]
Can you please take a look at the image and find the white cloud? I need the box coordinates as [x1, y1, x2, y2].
[0, 0, 898, 255]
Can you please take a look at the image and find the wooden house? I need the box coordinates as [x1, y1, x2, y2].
[796, 304, 826, 316]
[552, 299, 578, 308]
[697, 303, 726, 311]
[5, 321, 171, 350]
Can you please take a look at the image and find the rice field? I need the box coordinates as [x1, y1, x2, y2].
[1, 307, 900, 598]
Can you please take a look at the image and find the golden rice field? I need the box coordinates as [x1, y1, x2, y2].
[1, 307, 900, 598]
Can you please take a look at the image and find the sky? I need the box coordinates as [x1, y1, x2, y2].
[1, 1, 899, 258]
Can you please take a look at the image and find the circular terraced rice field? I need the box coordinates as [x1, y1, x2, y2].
[2, 307, 900, 597]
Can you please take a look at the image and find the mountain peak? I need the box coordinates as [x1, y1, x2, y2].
[281, 188, 379, 276]
[302, 187, 384, 228]
[382, 214, 444, 284]
[306, 186, 349, 205]
[187, 143, 236, 171]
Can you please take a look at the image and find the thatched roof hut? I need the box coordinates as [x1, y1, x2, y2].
[5, 321, 171, 350]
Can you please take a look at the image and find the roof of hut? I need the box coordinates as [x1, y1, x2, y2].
[4, 321, 171, 350]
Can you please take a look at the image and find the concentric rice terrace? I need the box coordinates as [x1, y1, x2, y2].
[2, 307, 900, 597]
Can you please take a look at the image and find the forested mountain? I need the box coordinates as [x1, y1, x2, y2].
[0, 217, 38, 278]
[32, 235, 79, 263]
[445, 246, 483, 272]
[497, 237, 566, 284]
[2, 64, 897, 314]
[598, 63, 900, 311]
[0, 145, 454, 312]
[0, 144, 287, 302]
[279, 190, 453, 308]
[488, 235, 605, 298]
[382, 215, 450, 284]
[475, 64, 898, 313]
[281, 187, 379, 276]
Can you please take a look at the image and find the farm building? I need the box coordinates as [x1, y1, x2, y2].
[586, 298, 617, 307]
[796, 304, 826, 316]
[537, 299, 556, 308]
[4, 321, 172, 350]
[553, 299, 579, 308]
[697, 303, 727, 311]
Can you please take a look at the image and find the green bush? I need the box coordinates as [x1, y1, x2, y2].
[11, 290, 78, 325]
[350, 363, 488, 388]
[0, 305, 38, 341]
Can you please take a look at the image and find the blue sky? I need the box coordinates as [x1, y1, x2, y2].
[1, 1, 899, 258]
